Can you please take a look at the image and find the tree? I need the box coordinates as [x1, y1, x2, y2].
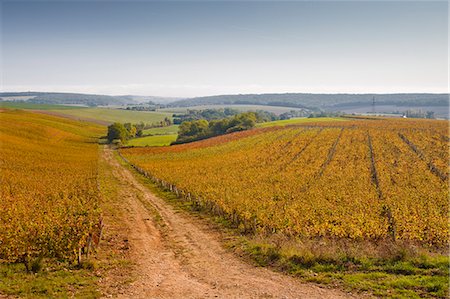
[135, 122, 145, 131]
[226, 112, 257, 133]
[135, 122, 145, 137]
[209, 119, 230, 135]
[123, 123, 137, 137]
[179, 119, 209, 137]
[107, 123, 129, 143]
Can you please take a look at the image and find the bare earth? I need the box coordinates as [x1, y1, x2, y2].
[101, 147, 355, 299]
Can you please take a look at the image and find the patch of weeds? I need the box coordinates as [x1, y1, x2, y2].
[78, 259, 97, 270]
[0, 261, 99, 298]
[30, 256, 44, 274]
[246, 243, 281, 267]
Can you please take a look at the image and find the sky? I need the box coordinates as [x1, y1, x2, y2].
[1, 0, 448, 97]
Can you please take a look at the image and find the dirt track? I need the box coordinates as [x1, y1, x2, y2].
[101, 147, 354, 299]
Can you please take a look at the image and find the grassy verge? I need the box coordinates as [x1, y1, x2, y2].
[115, 150, 449, 299]
[234, 237, 448, 298]
[94, 146, 135, 296]
[0, 262, 99, 298]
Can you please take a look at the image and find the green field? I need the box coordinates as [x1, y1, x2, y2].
[257, 117, 347, 127]
[142, 125, 179, 135]
[126, 134, 178, 147]
[50, 108, 173, 124]
[0, 102, 84, 110]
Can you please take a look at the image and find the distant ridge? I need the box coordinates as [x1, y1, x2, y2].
[169, 93, 449, 109]
[1, 91, 448, 110]
[0, 92, 181, 106]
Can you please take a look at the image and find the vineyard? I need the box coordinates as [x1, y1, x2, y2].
[0, 109, 104, 269]
[121, 118, 449, 246]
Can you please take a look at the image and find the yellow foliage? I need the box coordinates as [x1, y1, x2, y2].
[0, 110, 104, 262]
[122, 118, 449, 246]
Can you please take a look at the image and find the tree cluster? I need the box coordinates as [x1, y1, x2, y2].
[107, 122, 146, 143]
[133, 117, 172, 131]
[107, 118, 173, 143]
[173, 108, 280, 124]
[125, 101, 168, 111]
[173, 112, 259, 144]
[173, 108, 240, 124]
[279, 109, 310, 119]
[307, 111, 344, 118]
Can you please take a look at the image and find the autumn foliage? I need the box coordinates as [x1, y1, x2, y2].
[121, 118, 449, 246]
[0, 110, 104, 268]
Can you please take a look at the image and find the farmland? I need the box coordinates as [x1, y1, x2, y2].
[126, 134, 178, 147]
[142, 124, 179, 135]
[0, 102, 174, 126]
[120, 118, 449, 297]
[158, 104, 307, 115]
[121, 118, 448, 245]
[1, 107, 448, 298]
[0, 109, 104, 267]
[256, 117, 346, 127]
[1, 109, 448, 298]
[121, 118, 448, 242]
[0, 101, 85, 110]
[47, 107, 173, 125]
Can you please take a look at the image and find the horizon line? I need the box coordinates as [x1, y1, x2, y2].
[1, 90, 449, 99]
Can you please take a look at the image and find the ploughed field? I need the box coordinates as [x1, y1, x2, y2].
[121, 118, 449, 246]
[0, 109, 104, 265]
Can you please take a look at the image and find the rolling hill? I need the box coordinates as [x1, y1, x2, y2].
[169, 93, 449, 110]
[120, 117, 449, 297]
[121, 117, 448, 245]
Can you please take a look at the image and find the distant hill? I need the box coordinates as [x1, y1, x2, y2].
[0, 92, 132, 106]
[116, 95, 182, 104]
[0, 92, 181, 106]
[169, 93, 449, 110]
[2, 92, 447, 111]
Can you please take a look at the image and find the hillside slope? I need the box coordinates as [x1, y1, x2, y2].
[121, 118, 448, 244]
[120, 117, 449, 298]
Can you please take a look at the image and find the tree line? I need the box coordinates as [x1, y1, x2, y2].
[172, 108, 288, 124]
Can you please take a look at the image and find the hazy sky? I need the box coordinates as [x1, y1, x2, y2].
[1, 1, 448, 97]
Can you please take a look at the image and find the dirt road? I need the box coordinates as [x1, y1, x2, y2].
[101, 147, 354, 299]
